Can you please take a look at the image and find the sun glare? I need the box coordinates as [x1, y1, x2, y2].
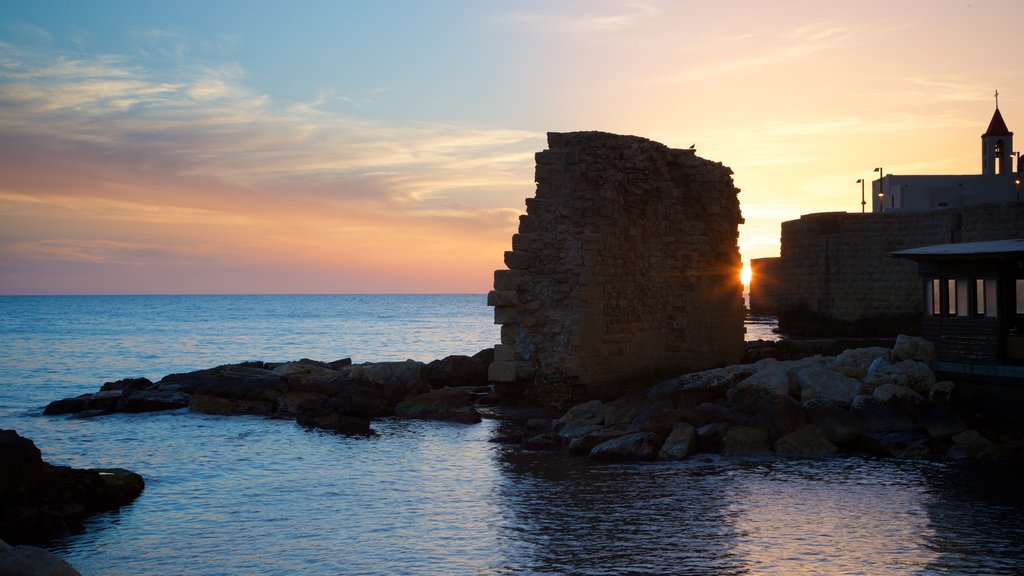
[741, 262, 752, 286]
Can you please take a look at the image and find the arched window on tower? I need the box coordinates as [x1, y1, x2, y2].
[995, 139, 1005, 174]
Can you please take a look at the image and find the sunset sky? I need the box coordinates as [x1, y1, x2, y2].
[2, 0, 1022, 294]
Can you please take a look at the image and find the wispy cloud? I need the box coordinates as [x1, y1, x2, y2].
[0, 42, 541, 210]
[501, 1, 660, 35]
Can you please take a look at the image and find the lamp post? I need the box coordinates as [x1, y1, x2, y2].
[856, 178, 865, 213]
[874, 167, 884, 212]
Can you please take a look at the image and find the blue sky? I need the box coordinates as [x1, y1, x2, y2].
[1, 1, 1022, 293]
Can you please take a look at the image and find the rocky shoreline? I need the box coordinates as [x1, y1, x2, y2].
[44, 350, 495, 433]
[41, 336, 1024, 466]
[514, 335, 1023, 464]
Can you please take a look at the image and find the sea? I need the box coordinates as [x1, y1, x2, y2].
[1, 294, 1023, 576]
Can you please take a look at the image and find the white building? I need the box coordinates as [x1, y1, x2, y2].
[872, 103, 1023, 212]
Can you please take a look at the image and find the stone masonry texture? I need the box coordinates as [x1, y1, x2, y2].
[488, 131, 746, 407]
[768, 203, 1024, 334]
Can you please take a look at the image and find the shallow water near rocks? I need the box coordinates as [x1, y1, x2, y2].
[2, 295, 1023, 575]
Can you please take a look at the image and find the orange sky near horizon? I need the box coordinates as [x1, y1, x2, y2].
[1, 1, 1022, 294]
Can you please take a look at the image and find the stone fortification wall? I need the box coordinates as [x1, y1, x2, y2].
[775, 203, 1024, 334]
[488, 131, 746, 407]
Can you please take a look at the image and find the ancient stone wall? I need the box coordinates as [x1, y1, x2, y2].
[488, 131, 746, 407]
[775, 203, 1024, 334]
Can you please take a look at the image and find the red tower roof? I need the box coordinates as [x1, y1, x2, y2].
[983, 108, 1013, 137]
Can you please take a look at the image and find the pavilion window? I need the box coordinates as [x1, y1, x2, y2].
[955, 279, 969, 317]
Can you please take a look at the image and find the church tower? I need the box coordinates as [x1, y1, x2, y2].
[982, 91, 1013, 176]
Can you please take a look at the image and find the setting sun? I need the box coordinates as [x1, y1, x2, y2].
[741, 262, 753, 286]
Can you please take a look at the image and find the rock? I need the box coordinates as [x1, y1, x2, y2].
[349, 360, 430, 404]
[0, 540, 80, 576]
[426, 349, 492, 389]
[796, 365, 863, 406]
[117, 389, 190, 413]
[833, 347, 891, 378]
[554, 399, 605, 438]
[774, 425, 839, 456]
[656, 364, 758, 408]
[929, 381, 956, 404]
[275, 391, 327, 418]
[567, 427, 629, 456]
[293, 398, 373, 434]
[696, 422, 731, 453]
[804, 399, 863, 445]
[874, 360, 936, 395]
[694, 402, 745, 425]
[602, 392, 654, 428]
[327, 358, 353, 370]
[189, 394, 275, 416]
[394, 388, 482, 424]
[947, 430, 1000, 460]
[658, 423, 697, 460]
[732, 358, 799, 398]
[521, 418, 560, 451]
[42, 395, 91, 416]
[278, 363, 354, 397]
[872, 383, 924, 413]
[851, 395, 913, 433]
[189, 365, 287, 402]
[0, 430, 144, 544]
[99, 377, 152, 393]
[892, 335, 935, 362]
[721, 425, 770, 455]
[84, 390, 122, 413]
[631, 407, 686, 437]
[589, 432, 661, 462]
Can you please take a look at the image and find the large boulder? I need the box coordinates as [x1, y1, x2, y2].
[774, 425, 839, 457]
[720, 425, 770, 455]
[274, 362, 353, 397]
[796, 365, 863, 406]
[394, 388, 481, 424]
[804, 399, 863, 445]
[892, 335, 935, 362]
[873, 360, 936, 395]
[658, 423, 697, 460]
[293, 397, 373, 434]
[0, 540, 80, 576]
[589, 432, 661, 462]
[0, 430, 144, 544]
[349, 360, 430, 404]
[426, 349, 493, 389]
[833, 347, 891, 378]
[554, 400, 607, 442]
[42, 395, 91, 416]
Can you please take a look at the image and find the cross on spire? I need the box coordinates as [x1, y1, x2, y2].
[995, 89, 1000, 109]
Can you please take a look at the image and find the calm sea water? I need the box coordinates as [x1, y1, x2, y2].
[1, 295, 1022, 575]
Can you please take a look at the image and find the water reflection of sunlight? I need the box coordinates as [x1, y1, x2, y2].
[725, 464, 939, 575]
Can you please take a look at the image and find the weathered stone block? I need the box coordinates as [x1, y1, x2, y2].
[486, 290, 519, 307]
[488, 361, 517, 383]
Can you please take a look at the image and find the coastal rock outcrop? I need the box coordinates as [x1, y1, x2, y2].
[546, 336, 1022, 463]
[44, 351, 494, 433]
[0, 430, 144, 544]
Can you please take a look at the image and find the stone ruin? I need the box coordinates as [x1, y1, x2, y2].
[488, 131, 746, 407]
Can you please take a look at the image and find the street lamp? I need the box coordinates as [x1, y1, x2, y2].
[856, 178, 865, 213]
[874, 167, 884, 212]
